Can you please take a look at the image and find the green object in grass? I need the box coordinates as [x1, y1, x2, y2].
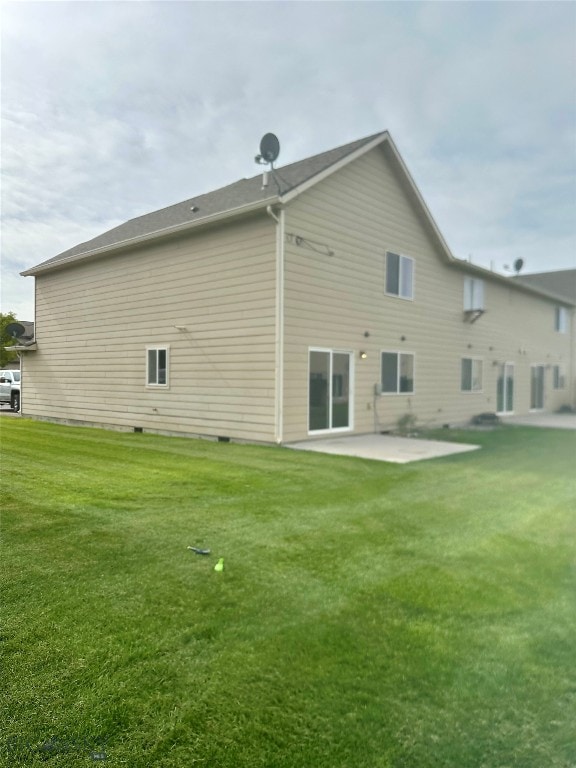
[214, 557, 224, 572]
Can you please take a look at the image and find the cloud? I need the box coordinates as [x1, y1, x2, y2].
[1, 1, 575, 319]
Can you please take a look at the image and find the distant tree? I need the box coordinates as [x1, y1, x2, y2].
[1, 312, 19, 367]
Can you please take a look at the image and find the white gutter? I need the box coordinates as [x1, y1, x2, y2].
[267, 205, 284, 444]
[22, 196, 279, 276]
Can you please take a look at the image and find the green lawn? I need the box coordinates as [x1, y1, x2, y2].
[1, 418, 575, 767]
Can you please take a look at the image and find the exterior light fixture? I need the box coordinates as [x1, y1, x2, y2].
[360, 351, 367, 359]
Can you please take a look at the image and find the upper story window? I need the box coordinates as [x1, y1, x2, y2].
[555, 306, 568, 333]
[464, 277, 484, 311]
[385, 252, 414, 300]
[147, 346, 169, 386]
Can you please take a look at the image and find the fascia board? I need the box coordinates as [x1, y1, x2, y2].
[21, 196, 279, 276]
[279, 131, 457, 265]
[383, 140, 575, 306]
[383, 134, 456, 264]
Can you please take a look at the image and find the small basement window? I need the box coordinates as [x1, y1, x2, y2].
[147, 347, 169, 386]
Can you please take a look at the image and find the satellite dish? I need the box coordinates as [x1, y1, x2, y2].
[259, 133, 280, 164]
[5, 322, 25, 339]
[513, 258, 524, 274]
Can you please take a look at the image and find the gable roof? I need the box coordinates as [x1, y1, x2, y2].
[22, 131, 386, 276]
[20, 131, 576, 308]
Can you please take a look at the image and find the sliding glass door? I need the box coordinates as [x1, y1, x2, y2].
[530, 365, 545, 410]
[309, 350, 352, 432]
[496, 363, 514, 414]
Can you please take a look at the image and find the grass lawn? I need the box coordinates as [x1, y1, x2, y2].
[1, 419, 575, 767]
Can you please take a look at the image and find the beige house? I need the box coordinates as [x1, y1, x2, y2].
[20, 131, 575, 443]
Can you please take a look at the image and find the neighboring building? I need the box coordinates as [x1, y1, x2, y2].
[3, 321, 35, 369]
[19, 131, 575, 443]
[512, 269, 576, 304]
[511, 269, 576, 409]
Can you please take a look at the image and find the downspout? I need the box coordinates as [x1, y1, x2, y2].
[267, 205, 284, 444]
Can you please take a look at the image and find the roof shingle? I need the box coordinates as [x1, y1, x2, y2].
[26, 131, 385, 272]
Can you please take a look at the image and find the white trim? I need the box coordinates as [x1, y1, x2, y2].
[308, 348, 354, 434]
[554, 306, 568, 333]
[460, 356, 484, 393]
[384, 251, 415, 301]
[496, 361, 515, 415]
[552, 363, 566, 391]
[379, 350, 415, 395]
[529, 363, 546, 411]
[146, 345, 170, 388]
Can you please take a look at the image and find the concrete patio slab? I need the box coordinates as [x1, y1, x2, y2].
[287, 434, 480, 464]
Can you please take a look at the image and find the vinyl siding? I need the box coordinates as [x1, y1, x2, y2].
[281, 144, 573, 441]
[23, 215, 278, 441]
[21, 143, 574, 445]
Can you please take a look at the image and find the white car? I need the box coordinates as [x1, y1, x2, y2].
[0, 369, 21, 411]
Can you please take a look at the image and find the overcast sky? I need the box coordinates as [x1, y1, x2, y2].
[2, 0, 575, 320]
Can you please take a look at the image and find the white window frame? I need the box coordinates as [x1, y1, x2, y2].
[308, 348, 354, 434]
[555, 306, 568, 334]
[385, 252, 414, 300]
[461, 357, 483, 393]
[463, 277, 484, 311]
[146, 346, 170, 387]
[530, 364, 545, 411]
[380, 351, 415, 395]
[552, 364, 566, 390]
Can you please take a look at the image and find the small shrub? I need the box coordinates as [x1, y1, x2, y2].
[396, 412, 417, 434]
[471, 412, 501, 426]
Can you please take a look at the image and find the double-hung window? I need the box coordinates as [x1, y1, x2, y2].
[461, 358, 483, 392]
[381, 352, 414, 394]
[147, 347, 169, 386]
[385, 252, 414, 299]
[555, 307, 568, 333]
[463, 277, 484, 311]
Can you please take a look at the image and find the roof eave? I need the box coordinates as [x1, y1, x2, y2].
[21, 195, 280, 276]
